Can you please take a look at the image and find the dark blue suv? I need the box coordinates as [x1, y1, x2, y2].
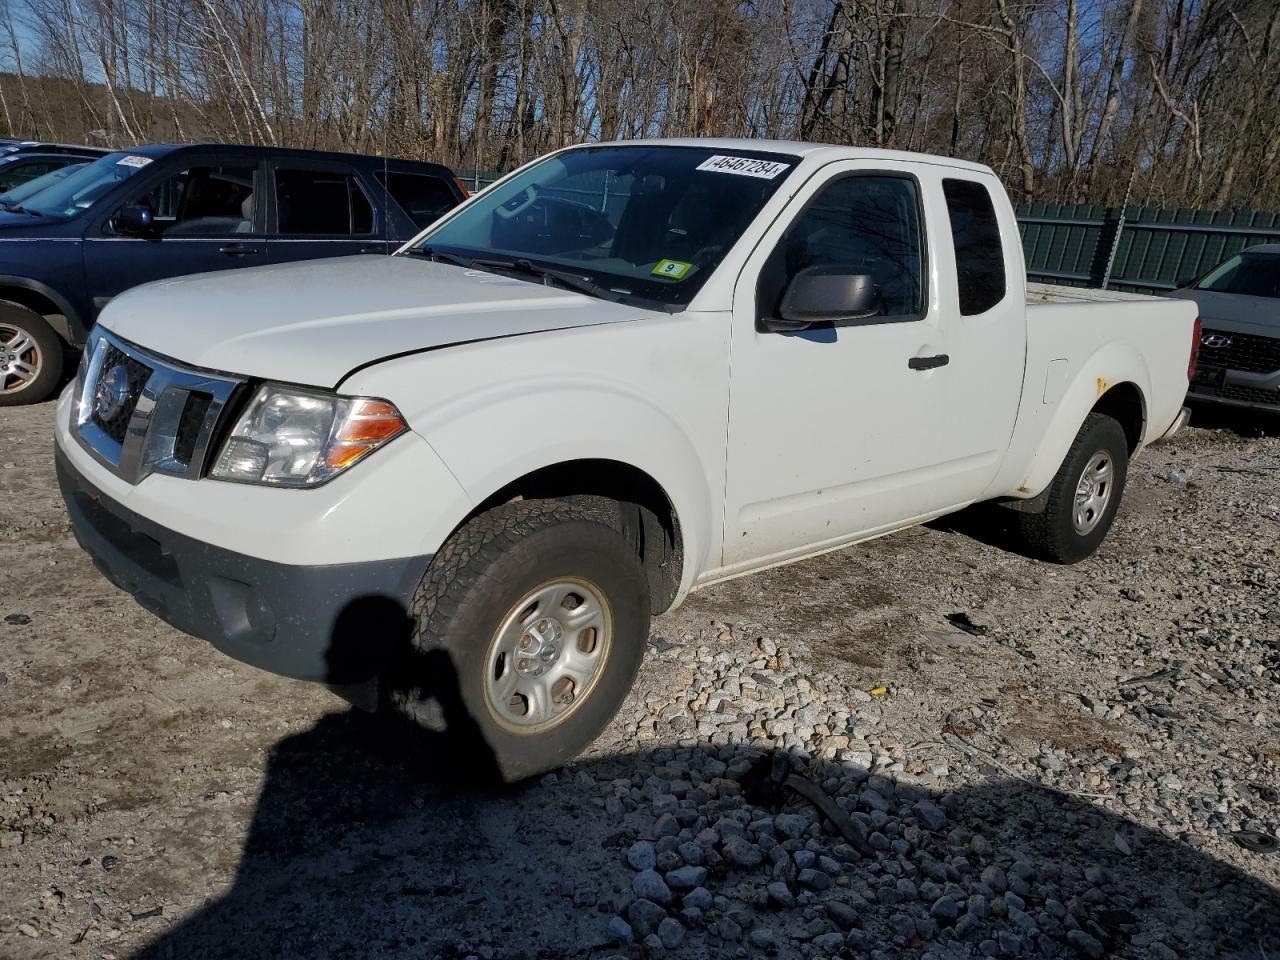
[0, 143, 464, 404]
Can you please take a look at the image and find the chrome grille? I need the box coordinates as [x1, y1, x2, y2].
[89, 343, 152, 443]
[72, 329, 244, 484]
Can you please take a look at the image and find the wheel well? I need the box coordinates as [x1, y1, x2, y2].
[1092, 382, 1145, 453]
[0, 286, 71, 342]
[466, 460, 683, 614]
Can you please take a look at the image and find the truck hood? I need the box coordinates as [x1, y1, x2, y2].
[98, 255, 644, 387]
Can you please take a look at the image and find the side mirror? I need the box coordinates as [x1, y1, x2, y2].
[762, 266, 881, 332]
[114, 204, 156, 236]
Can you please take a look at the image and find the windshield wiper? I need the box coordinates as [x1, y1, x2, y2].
[405, 246, 474, 269]
[468, 257, 623, 303]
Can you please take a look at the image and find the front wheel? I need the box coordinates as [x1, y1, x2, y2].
[1016, 413, 1130, 563]
[383, 500, 651, 781]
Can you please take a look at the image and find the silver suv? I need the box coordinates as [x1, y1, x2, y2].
[1170, 244, 1280, 414]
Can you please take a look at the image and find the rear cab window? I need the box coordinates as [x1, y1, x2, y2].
[375, 171, 459, 229]
[942, 178, 1007, 315]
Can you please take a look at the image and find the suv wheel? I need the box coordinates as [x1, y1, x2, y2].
[383, 500, 651, 781]
[0, 303, 64, 406]
[1016, 413, 1130, 563]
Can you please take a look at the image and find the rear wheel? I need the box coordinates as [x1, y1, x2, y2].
[0, 303, 63, 406]
[1016, 413, 1130, 563]
[383, 500, 651, 781]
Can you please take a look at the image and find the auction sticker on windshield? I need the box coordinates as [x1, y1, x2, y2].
[695, 155, 789, 179]
[116, 155, 153, 168]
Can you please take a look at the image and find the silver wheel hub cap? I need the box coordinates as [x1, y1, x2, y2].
[1073, 450, 1114, 535]
[0, 322, 41, 394]
[484, 579, 611, 732]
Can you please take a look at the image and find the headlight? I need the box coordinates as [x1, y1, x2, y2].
[210, 383, 407, 487]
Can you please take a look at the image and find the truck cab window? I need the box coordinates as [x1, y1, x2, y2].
[758, 175, 925, 322]
[943, 178, 1006, 315]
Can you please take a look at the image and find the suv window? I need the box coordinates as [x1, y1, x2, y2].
[759, 174, 925, 320]
[375, 171, 457, 229]
[943, 178, 1006, 315]
[275, 168, 373, 235]
[138, 165, 258, 237]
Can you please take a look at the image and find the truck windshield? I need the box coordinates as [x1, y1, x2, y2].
[411, 145, 800, 310]
[22, 152, 153, 220]
[1196, 252, 1280, 299]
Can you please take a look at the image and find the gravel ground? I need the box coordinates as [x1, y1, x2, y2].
[1, 399, 1278, 960]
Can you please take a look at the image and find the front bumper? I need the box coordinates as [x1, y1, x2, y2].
[1189, 366, 1280, 412]
[57, 446, 430, 683]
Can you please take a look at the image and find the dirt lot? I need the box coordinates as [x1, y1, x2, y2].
[1, 399, 1277, 960]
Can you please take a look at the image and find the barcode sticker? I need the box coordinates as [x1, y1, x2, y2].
[695, 155, 790, 179]
[116, 155, 153, 168]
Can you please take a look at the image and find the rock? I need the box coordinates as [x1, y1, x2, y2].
[826, 900, 860, 930]
[722, 836, 763, 868]
[654, 813, 680, 837]
[642, 933, 664, 952]
[912, 800, 946, 831]
[633, 869, 673, 904]
[798, 867, 831, 891]
[813, 931, 844, 952]
[775, 813, 810, 839]
[657, 917, 685, 949]
[606, 916, 633, 943]
[627, 840, 656, 871]
[626, 898, 667, 938]
[750, 928, 777, 949]
[1067, 930, 1105, 958]
[793, 849, 816, 869]
[665, 865, 706, 890]
[17, 923, 38, 938]
[683, 887, 713, 911]
[980, 864, 1007, 893]
[766, 881, 796, 908]
[677, 841, 704, 865]
[930, 896, 960, 923]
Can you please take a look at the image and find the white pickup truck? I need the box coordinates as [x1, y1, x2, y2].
[55, 139, 1199, 778]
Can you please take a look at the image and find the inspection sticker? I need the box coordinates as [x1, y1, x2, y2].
[652, 259, 693, 280]
[695, 155, 789, 179]
[116, 155, 153, 168]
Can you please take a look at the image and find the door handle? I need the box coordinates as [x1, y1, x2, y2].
[219, 243, 261, 256]
[908, 354, 950, 371]
[359, 244, 385, 255]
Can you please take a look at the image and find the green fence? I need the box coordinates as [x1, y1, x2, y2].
[1016, 203, 1280, 294]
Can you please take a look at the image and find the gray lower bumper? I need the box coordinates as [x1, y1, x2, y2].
[56, 446, 430, 683]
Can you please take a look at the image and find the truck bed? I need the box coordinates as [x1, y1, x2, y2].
[1026, 282, 1167, 304]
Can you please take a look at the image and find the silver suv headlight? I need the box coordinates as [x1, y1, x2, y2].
[210, 383, 407, 487]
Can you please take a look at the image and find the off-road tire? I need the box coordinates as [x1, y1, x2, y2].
[0, 303, 63, 406]
[383, 499, 650, 782]
[1017, 413, 1129, 563]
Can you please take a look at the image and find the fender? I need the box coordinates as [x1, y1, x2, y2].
[0, 274, 87, 343]
[1014, 340, 1151, 498]
[394, 375, 717, 605]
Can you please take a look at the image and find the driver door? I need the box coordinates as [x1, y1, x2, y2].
[83, 153, 267, 315]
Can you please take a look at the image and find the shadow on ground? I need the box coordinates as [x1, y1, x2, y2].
[1187, 402, 1280, 438]
[127, 683, 1279, 959]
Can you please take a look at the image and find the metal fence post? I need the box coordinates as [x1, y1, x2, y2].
[1100, 165, 1139, 290]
